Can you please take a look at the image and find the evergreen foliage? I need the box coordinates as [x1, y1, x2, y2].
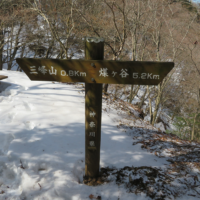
[167, 113, 200, 141]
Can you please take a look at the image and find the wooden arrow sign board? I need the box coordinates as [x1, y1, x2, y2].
[16, 58, 174, 85]
[0, 75, 8, 80]
[16, 37, 174, 181]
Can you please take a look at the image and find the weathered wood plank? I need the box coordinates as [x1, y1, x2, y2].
[16, 58, 174, 85]
[85, 37, 104, 178]
[0, 75, 8, 80]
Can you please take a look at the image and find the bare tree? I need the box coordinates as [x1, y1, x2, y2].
[24, 0, 81, 59]
[125, 0, 152, 103]
[146, 0, 196, 125]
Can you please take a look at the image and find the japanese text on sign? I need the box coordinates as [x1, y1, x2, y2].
[99, 68, 160, 80]
[28, 66, 160, 80]
[88, 110, 96, 148]
[30, 66, 87, 77]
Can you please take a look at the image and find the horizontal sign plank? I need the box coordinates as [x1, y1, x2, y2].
[16, 58, 174, 85]
[0, 75, 8, 80]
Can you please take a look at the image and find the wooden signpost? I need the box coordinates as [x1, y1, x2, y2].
[0, 75, 8, 81]
[16, 37, 174, 179]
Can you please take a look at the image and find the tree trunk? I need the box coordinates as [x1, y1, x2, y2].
[129, 85, 133, 103]
[191, 113, 198, 141]
[0, 29, 4, 70]
[129, 85, 140, 103]
[103, 83, 108, 94]
[152, 83, 162, 125]
[147, 86, 153, 124]
[8, 22, 23, 70]
[0, 47, 3, 70]
[138, 87, 147, 109]
[192, 89, 200, 140]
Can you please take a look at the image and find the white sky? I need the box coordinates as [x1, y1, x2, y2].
[192, 0, 200, 3]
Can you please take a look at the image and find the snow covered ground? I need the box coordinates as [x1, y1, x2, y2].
[0, 69, 200, 200]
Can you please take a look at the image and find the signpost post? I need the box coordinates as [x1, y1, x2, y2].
[16, 36, 174, 179]
[85, 37, 104, 178]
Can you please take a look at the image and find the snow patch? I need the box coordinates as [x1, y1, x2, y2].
[72, 159, 84, 183]
[23, 101, 34, 111]
[154, 122, 166, 132]
[23, 121, 36, 130]
[0, 162, 21, 186]
[0, 134, 15, 155]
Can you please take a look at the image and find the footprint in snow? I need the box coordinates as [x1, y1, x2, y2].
[19, 86, 28, 92]
[1, 112, 18, 124]
[0, 162, 21, 186]
[0, 134, 15, 155]
[23, 101, 34, 111]
[1, 88, 17, 97]
[72, 159, 84, 183]
[0, 85, 28, 98]
[24, 121, 35, 130]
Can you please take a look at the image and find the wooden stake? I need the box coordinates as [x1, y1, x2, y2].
[85, 37, 104, 178]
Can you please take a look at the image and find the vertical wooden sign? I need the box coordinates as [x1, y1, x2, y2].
[85, 37, 104, 178]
